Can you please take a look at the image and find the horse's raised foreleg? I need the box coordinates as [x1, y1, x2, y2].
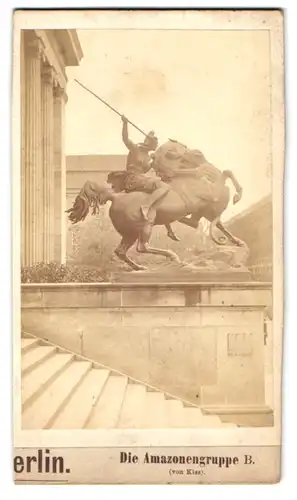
[177, 214, 201, 229]
[115, 236, 147, 271]
[165, 223, 180, 241]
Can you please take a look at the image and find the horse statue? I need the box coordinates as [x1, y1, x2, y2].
[66, 140, 246, 271]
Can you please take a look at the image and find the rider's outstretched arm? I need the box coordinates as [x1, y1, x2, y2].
[122, 116, 135, 151]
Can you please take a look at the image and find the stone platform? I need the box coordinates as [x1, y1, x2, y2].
[21, 280, 273, 426]
[112, 268, 252, 283]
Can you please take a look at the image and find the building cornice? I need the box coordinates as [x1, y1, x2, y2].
[53, 29, 83, 66]
[34, 30, 67, 90]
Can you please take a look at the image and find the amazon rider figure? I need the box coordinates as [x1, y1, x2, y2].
[120, 115, 179, 241]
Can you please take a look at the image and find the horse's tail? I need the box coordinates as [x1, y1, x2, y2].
[222, 170, 243, 205]
[209, 216, 228, 245]
[209, 216, 249, 250]
[65, 180, 107, 224]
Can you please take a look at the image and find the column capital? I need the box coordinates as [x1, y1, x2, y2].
[53, 84, 68, 103]
[42, 62, 55, 85]
[26, 35, 44, 59]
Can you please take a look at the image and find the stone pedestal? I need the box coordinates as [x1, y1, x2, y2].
[113, 268, 252, 284]
[264, 319, 273, 408]
[201, 328, 265, 405]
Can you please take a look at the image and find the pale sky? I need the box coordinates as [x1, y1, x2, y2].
[66, 29, 272, 218]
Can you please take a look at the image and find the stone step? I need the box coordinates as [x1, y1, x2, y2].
[21, 333, 237, 430]
[165, 399, 185, 428]
[22, 345, 57, 376]
[22, 352, 74, 409]
[21, 338, 40, 353]
[118, 384, 147, 428]
[142, 392, 166, 428]
[183, 407, 223, 427]
[86, 375, 128, 429]
[22, 360, 91, 429]
[50, 367, 110, 429]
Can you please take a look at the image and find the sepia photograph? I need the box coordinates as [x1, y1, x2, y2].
[13, 9, 284, 484]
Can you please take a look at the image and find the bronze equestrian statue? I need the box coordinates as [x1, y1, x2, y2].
[66, 158, 244, 271]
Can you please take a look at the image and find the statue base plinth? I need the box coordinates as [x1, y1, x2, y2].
[110, 241, 252, 284]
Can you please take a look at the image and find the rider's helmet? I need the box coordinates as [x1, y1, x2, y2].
[141, 130, 158, 150]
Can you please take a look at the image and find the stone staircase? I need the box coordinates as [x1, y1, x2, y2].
[21, 334, 236, 430]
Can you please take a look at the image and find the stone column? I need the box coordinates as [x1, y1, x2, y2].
[53, 84, 67, 264]
[22, 32, 43, 266]
[41, 60, 55, 262]
[21, 31, 26, 266]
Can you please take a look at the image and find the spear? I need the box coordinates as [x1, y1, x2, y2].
[74, 79, 149, 137]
